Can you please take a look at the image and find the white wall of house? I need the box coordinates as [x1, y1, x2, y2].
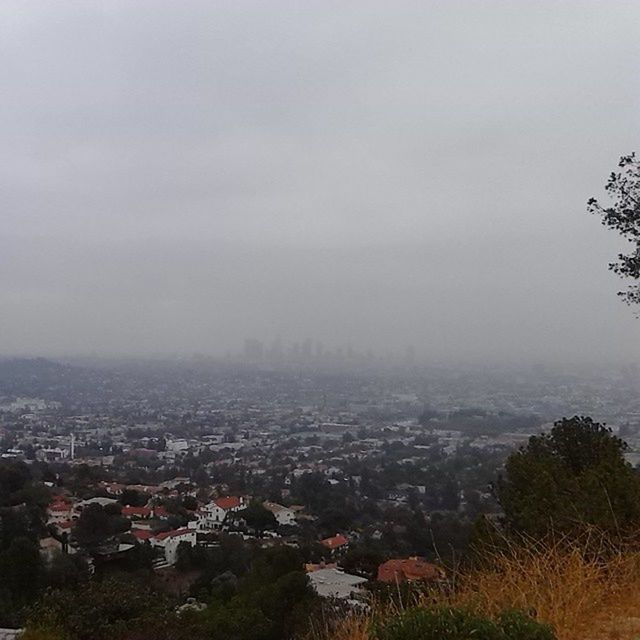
[266, 505, 296, 526]
[162, 531, 197, 565]
[196, 499, 244, 531]
[46, 509, 72, 524]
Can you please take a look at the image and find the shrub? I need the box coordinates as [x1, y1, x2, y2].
[498, 610, 556, 640]
[373, 607, 555, 640]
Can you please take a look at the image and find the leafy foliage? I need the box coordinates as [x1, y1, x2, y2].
[374, 607, 555, 640]
[498, 416, 640, 536]
[197, 545, 318, 640]
[588, 153, 640, 305]
[0, 461, 49, 626]
[237, 500, 277, 532]
[72, 503, 130, 548]
[26, 575, 185, 640]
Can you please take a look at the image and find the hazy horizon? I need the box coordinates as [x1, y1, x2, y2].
[2, 1, 640, 365]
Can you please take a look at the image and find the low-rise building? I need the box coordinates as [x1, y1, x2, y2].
[320, 533, 349, 553]
[263, 501, 296, 526]
[307, 567, 367, 600]
[193, 496, 245, 531]
[152, 528, 196, 565]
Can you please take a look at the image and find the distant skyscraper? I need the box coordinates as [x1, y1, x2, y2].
[243, 338, 264, 361]
[405, 345, 416, 365]
[269, 337, 284, 362]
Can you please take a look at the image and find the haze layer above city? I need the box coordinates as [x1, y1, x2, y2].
[1, 1, 639, 365]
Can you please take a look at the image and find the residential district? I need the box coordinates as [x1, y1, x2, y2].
[0, 356, 639, 638]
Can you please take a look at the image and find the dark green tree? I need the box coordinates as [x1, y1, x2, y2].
[498, 416, 640, 536]
[25, 574, 192, 640]
[45, 552, 89, 590]
[203, 545, 315, 640]
[119, 489, 145, 507]
[339, 546, 384, 579]
[0, 536, 43, 626]
[73, 503, 110, 548]
[238, 501, 277, 532]
[0, 464, 48, 627]
[72, 503, 130, 549]
[0, 460, 33, 506]
[182, 495, 198, 511]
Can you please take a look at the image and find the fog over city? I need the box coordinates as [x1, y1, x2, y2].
[2, 1, 639, 363]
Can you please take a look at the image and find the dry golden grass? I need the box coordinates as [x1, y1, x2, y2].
[438, 533, 640, 640]
[307, 608, 372, 640]
[316, 531, 640, 640]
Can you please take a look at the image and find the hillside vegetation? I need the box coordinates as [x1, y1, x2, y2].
[321, 532, 640, 640]
[319, 417, 640, 640]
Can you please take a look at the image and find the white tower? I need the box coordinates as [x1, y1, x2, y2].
[70, 433, 75, 460]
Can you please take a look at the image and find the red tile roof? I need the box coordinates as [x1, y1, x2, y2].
[103, 482, 126, 493]
[214, 496, 242, 510]
[154, 528, 192, 541]
[122, 506, 152, 518]
[320, 534, 349, 550]
[48, 503, 71, 513]
[377, 558, 444, 583]
[129, 484, 163, 494]
[132, 530, 154, 541]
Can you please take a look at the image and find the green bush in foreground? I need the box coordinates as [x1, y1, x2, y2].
[374, 607, 555, 640]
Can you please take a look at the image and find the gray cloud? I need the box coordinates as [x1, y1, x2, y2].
[1, 0, 639, 363]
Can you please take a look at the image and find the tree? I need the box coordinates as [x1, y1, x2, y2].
[201, 602, 272, 640]
[46, 552, 90, 590]
[25, 575, 188, 640]
[0, 460, 32, 506]
[238, 502, 277, 533]
[73, 503, 110, 548]
[247, 570, 315, 640]
[0, 536, 43, 626]
[588, 153, 640, 305]
[182, 495, 198, 511]
[340, 546, 384, 579]
[200, 546, 316, 640]
[0, 465, 48, 627]
[248, 546, 304, 585]
[72, 503, 129, 549]
[498, 416, 640, 536]
[119, 489, 145, 507]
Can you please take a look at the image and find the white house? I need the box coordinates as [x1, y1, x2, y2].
[307, 568, 367, 600]
[46, 500, 74, 524]
[193, 496, 245, 531]
[36, 447, 69, 462]
[165, 438, 189, 453]
[152, 528, 196, 565]
[263, 501, 296, 526]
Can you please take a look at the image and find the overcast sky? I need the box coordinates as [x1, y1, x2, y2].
[1, 1, 639, 364]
